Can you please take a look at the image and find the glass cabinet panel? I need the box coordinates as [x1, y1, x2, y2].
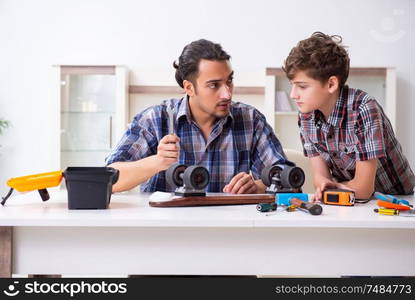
[59, 66, 127, 168]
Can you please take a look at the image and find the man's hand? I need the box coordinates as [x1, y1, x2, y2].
[314, 178, 351, 202]
[156, 134, 180, 171]
[223, 172, 258, 194]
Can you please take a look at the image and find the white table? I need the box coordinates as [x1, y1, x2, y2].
[1, 189, 414, 277]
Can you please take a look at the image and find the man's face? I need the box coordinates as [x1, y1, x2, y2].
[188, 59, 233, 119]
[289, 71, 332, 114]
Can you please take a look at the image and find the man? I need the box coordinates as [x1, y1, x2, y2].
[107, 39, 289, 193]
[283, 32, 415, 200]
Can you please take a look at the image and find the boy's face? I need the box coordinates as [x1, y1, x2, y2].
[185, 59, 234, 120]
[289, 71, 333, 114]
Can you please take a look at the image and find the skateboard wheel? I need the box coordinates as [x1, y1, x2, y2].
[183, 166, 209, 190]
[166, 163, 187, 188]
[281, 166, 305, 188]
[261, 165, 281, 187]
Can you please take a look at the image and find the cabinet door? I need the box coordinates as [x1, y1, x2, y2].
[59, 66, 127, 168]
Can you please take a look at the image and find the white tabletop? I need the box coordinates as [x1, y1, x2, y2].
[1, 188, 414, 229]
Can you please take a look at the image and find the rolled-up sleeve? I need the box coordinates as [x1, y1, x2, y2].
[105, 113, 158, 165]
[354, 99, 387, 161]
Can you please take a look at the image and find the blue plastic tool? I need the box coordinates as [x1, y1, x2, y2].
[275, 193, 309, 206]
[374, 192, 411, 207]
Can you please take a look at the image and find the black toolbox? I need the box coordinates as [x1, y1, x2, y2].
[63, 167, 119, 209]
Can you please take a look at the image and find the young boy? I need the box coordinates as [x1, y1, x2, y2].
[283, 32, 415, 200]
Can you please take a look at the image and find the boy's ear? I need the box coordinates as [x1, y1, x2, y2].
[183, 80, 196, 97]
[327, 76, 339, 94]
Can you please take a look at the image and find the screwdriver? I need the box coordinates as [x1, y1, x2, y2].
[166, 105, 175, 135]
[373, 208, 399, 215]
[290, 197, 323, 215]
[374, 192, 411, 207]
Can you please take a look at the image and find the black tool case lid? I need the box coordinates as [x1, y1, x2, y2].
[63, 167, 119, 184]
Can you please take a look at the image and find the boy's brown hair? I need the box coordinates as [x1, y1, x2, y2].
[283, 32, 350, 87]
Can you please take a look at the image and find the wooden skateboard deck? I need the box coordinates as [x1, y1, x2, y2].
[149, 194, 275, 207]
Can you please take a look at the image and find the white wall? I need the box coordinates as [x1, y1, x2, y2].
[0, 0, 414, 195]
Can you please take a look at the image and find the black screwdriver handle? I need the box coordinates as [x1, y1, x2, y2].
[291, 198, 323, 215]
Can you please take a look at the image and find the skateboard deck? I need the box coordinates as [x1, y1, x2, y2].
[149, 194, 275, 207]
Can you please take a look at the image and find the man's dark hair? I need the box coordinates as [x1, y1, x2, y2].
[283, 32, 350, 87]
[173, 39, 231, 88]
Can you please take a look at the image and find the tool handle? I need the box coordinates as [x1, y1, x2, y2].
[290, 198, 323, 215]
[1, 188, 14, 206]
[374, 192, 390, 202]
[38, 189, 50, 201]
[374, 192, 411, 206]
[377, 200, 411, 211]
[374, 208, 399, 215]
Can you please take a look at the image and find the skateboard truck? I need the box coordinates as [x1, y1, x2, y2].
[166, 163, 210, 197]
[260, 164, 322, 215]
[261, 164, 305, 194]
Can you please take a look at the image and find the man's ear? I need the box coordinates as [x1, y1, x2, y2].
[327, 76, 339, 94]
[183, 80, 196, 97]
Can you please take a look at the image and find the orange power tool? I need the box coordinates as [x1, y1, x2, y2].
[1, 171, 63, 205]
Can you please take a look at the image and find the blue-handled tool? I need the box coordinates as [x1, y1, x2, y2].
[275, 193, 308, 206]
[274, 193, 322, 215]
[374, 192, 412, 207]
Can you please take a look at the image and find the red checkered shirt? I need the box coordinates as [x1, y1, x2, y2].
[299, 85, 415, 195]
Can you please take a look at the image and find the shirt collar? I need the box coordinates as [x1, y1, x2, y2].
[177, 95, 234, 125]
[327, 85, 348, 128]
[312, 85, 349, 128]
[177, 95, 190, 123]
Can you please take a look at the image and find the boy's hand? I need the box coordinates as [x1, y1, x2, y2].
[314, 179, 351, 202]
[156, 134, 180, 171]
[223, 172, 257, 194]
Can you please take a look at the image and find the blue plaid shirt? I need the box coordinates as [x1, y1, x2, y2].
[106, 96, 289, 192]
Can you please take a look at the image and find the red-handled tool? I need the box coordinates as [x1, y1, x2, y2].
[376, 200, 411, 211]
